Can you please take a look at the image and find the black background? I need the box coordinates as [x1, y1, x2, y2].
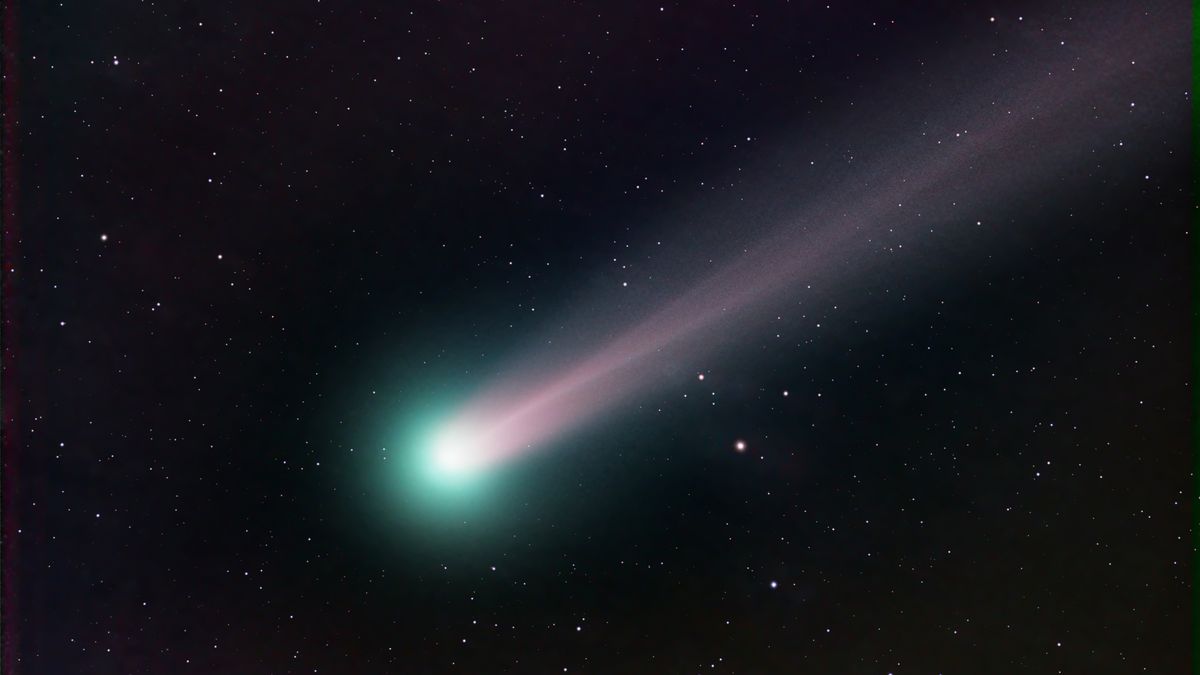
[6, 1, 1192, 673]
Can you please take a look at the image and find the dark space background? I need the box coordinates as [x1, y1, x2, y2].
[4, 1, 1192, 673]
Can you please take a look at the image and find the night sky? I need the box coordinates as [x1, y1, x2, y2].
[5, 1, 1194, 673]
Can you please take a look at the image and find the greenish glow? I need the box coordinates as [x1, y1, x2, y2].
[364, 400, 506, 536]
[425, 424, 490, 482]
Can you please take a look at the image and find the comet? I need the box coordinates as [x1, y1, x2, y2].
[417, 3, 1183, 481]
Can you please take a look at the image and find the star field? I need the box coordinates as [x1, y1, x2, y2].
[4, 1, 1192, 673]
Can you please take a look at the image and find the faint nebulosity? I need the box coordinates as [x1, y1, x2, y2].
[5, 1, 1192, 673]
